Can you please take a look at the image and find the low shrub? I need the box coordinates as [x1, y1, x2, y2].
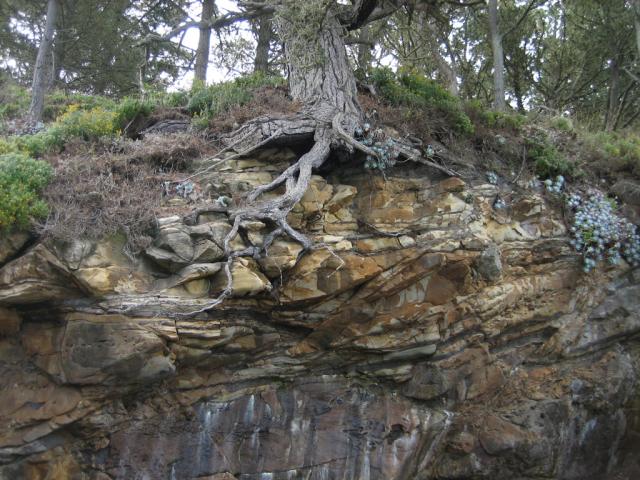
[40, 151, 160, 254]
[527, 133, 574, 178]
[187, 73, 284, 120]
[52, 104, 119, 141]
[549, 116, 574, 133]
[582, 131, 640, 176]
[369, 68, 474, 135]
[566, 190, 640, 271]
[113, 97, 155, 129]
[0, 153, 53, 231]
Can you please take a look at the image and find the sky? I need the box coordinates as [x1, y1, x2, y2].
[172, 0, 249, 89]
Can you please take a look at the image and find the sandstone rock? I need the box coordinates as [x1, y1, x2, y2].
[476, 243, 503, 282]
[21, 314, 174, 385]
[0, 245, 82, 305]
[0, 307, 21, 336]
[0, 231, 30, 265]
[437, 177, 466, 193]
[478, 414, 529, 455]
[211, 258, 271, 296]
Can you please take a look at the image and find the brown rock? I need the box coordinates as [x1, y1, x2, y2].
[0, 307, 21, 336]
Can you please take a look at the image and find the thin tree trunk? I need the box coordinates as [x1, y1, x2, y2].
[28, 0, 59, 125]
[633, 0, 640, 59]
[488, 0, 506, 111]
[194, 0, 215, 84]
[356, 25, 373, 76]
[604, 58, 621, 131]
[424, 17, 458, 97]
[254, 14, 273, 73]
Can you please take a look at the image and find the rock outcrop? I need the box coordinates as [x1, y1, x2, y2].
[0, 147, 638, 479]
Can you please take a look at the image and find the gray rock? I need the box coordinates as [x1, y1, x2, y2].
[476, 243, 502, 282]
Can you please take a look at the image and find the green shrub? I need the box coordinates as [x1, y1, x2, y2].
[527, 134, 573, 178]
[549, 116, 574, 132]
[0, 153, 53, 231]
[52, 104, 119, 140]
[583, 131, 640, 175]
[43, 91, 116, 122]
[464, 101, 526, 131]
[369, 68, 474, 135]
[113, 97, 155, 129]
[483, 110, 526, 131]
[187, 73, 285, 119]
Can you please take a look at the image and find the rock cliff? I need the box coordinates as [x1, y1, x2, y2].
[0, 147, 638, 479]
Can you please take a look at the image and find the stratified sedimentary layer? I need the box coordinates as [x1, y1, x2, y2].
[0, 147, 638, 479]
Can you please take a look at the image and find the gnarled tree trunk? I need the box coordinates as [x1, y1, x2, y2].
[183, 0, 426, 315]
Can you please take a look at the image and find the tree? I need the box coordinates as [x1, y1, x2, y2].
[487, 0, 505, 110]
[180, 0, 442, 312]
[194, 0, 216, 83]
[253, 12, 273, 73]
[27, 0, 58, 125]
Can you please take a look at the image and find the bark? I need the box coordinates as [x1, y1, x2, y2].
[634, 0, 640, 59]
[253, 14, 273, 73]
[604, 58, 621, 131]
[28, 0, 59, 125]
[424, 17, 459, 97]
[194, 0, 215, 84]
[488, 0, 506, 111]
[182, 1, 433, 316]
[356, 25, 373, 75]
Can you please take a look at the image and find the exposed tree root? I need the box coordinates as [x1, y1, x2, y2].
[176, 109, 462, 317]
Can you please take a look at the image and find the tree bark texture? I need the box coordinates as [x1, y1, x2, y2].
[488, 0, 506, 111]
[253, 14, 273, 73]
[194, 0, 215, 83]
[28, 0, 59, 125]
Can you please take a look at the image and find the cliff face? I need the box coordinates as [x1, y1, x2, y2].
[0, 147, 639, 480]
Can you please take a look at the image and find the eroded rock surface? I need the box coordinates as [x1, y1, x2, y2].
[0, 148, 638, 479]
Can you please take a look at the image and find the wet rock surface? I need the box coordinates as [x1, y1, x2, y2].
[0, 148, 639, 479]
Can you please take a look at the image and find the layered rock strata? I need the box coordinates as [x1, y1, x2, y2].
[0, 147, 638, 479]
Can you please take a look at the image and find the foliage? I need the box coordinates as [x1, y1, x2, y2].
[0, 153, 52, 231]
[1, 0, 192, 95]
[187, 73, 285, 121]
[52, 105, 119, 141]
[0, 77, 30, 127]
[526, 133, 573, 178]
[370, 68, 474, 135]
[582, 131, 640, 176]
[42, 91, 117, 122]
[565, 190, 640, 272]
[549, 116, 574, 133]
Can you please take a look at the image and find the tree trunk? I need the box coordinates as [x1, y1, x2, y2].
[253, 14, 273, 73]
[278, 6, 362, 126]
[633, 0, 640, 59]
[194, 0, 215, 84]
[424, 17, 458, 97]
[604, 58, 621, 131]
[356, 25, 373, 76]
[488, 0, 506, 111]
[28, 0, 59, 125]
